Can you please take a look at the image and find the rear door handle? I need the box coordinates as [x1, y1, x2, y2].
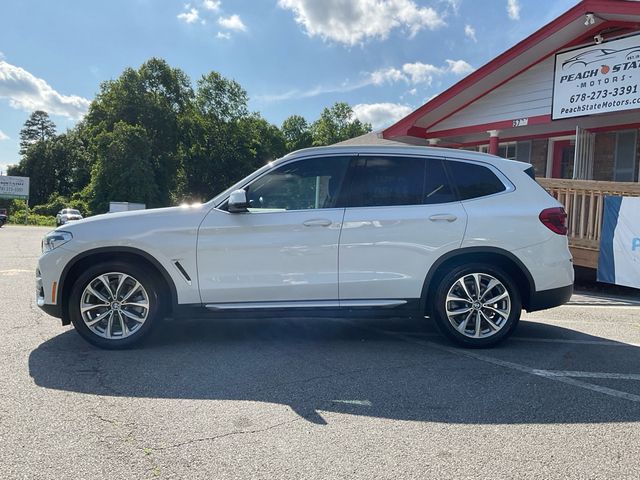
[429, 214, 457, 222]
[303, 219, 332, 227]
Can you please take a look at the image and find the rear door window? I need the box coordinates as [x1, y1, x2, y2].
[342, 156, 425, 207]
[341, 156, 458, 207]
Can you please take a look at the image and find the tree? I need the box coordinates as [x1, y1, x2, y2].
[90, 122, 160, 212]
[19, 111, 56, 155]
[311, 102, 371, 146]
[196, 72, 248, 122]
[182, 72, 276, 202]
[7, 129, 92, 206]
[281, 115, 312, 153]
[85, 58, 194, 206]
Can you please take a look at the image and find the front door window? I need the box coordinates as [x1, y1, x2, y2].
[245, 156, 350, 212]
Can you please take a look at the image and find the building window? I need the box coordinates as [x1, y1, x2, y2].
[478, 141, 531, 162]
[614, 130, 637, 182]
[498, 142, 517, 160]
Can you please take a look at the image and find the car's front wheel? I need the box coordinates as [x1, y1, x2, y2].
[431, 263, 521, 348]
[68, 262, 161, 349]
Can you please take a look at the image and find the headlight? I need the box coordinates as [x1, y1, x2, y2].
[42, 231, 73, 253]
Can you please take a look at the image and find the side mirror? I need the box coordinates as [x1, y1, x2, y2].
[228, 189, 249, 213]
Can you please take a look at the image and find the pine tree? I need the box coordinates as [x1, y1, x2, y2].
[19, 111, 56, 155]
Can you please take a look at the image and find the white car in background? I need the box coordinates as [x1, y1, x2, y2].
[36, 145, 573, 349]
[55, 208, 83, 226]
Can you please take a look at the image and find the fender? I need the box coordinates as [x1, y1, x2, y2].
[419, 246, 536, 314]
[57, 246, 180, 324]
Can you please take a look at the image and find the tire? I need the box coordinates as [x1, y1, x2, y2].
[68, 262, 162, 349]
[430, 263, 521, 348]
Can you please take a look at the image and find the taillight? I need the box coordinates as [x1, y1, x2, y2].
[539, 207, 568, 235]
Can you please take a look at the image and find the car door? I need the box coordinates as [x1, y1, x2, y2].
[197, 155, 351, 306]
[338, 155, 468, 302]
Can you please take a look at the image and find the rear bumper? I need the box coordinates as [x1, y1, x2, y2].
[527, 284, 573, 312]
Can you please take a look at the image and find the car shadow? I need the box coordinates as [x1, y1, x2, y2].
[29, 316, 640, 425]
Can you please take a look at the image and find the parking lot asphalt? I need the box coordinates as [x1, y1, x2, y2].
[1, 225, 640, 479]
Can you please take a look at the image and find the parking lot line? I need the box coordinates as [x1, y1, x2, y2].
[510, 337, 640, 347]
[386, 331, 640, 348]
[333, 319, 640, 404]
[541, 370, 640, 381]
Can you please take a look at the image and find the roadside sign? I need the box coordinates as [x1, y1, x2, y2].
[0, 176, 30, 199]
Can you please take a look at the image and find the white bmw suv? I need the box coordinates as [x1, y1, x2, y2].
[36, 145, 573, 349]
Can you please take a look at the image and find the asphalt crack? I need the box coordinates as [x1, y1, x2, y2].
[153, 417, 301, 451]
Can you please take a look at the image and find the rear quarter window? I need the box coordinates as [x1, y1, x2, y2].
[446, 160, 507, 200]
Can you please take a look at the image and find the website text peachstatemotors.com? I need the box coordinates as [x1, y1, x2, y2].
[559, 85, 640, 116]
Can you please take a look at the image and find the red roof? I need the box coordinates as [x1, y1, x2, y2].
[383, 0, 640, 141]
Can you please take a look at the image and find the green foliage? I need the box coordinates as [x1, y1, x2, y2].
[30, 194, 91, 217]
[311, 102, 371, 146]
[5, 199, 56, 226]
[85, 58, 194, 207]
[8, 212, 56, 227]
[282, 115, 312, 153]
[90, 122, 160, 212]
[19, 110, 56, 155]
[5, 59, 373, 212]
[196, 72, 248, 122]
[7, 131, 92, 205]
[8, 199, 28, 216]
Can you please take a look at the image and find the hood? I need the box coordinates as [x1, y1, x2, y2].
[56, 204, 209, 236]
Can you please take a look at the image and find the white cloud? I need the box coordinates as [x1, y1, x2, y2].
[0, 130, 9, 141]
[278, 0, 445, 46]
[218, 14, 247, 31]
[352, 103, 413, 130]
[257, 58, 474, 103]
[369, 59, 474, 86]
[202, 0, 221, 11]
[0, 61, 90, 119]
[178, 5, 200, 24]
[402, 62, 444, 84]
[464, 24, 476, 42]
[216, 31, 231, 40]
[507, 0, 520, 20]
[370, 67, 406, 85]
[445, 59, 474, 75]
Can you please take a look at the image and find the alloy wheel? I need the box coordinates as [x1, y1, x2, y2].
[445, 273, 511, 339]
[80, 272, 150, 340]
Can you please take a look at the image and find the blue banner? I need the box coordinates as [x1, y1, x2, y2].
[597, 196, 640, 289]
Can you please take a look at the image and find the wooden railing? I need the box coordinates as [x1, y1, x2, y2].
[538, 178, 640, 267]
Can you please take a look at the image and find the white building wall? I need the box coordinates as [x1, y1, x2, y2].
[430, 56, 555, 132]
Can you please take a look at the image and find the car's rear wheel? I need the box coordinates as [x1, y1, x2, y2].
[431, 263, 521, 348]
[69, 262, 161, 349]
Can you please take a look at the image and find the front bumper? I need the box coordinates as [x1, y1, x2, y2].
[36, 246, 77, 322]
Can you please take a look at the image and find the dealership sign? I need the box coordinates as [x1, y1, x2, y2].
[552, 34, 640, 120]
[0, 176, 30, 199]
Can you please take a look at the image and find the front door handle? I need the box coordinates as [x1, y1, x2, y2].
[429, 214, 457, 222]
[303, 218, 332, 227]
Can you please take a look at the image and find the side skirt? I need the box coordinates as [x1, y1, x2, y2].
[172, 299, 422, 320]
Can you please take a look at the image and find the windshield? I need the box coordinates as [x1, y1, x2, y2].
[63, 209, 81, 215]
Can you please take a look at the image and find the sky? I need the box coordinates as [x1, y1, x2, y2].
[0, 0, 580, 173]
